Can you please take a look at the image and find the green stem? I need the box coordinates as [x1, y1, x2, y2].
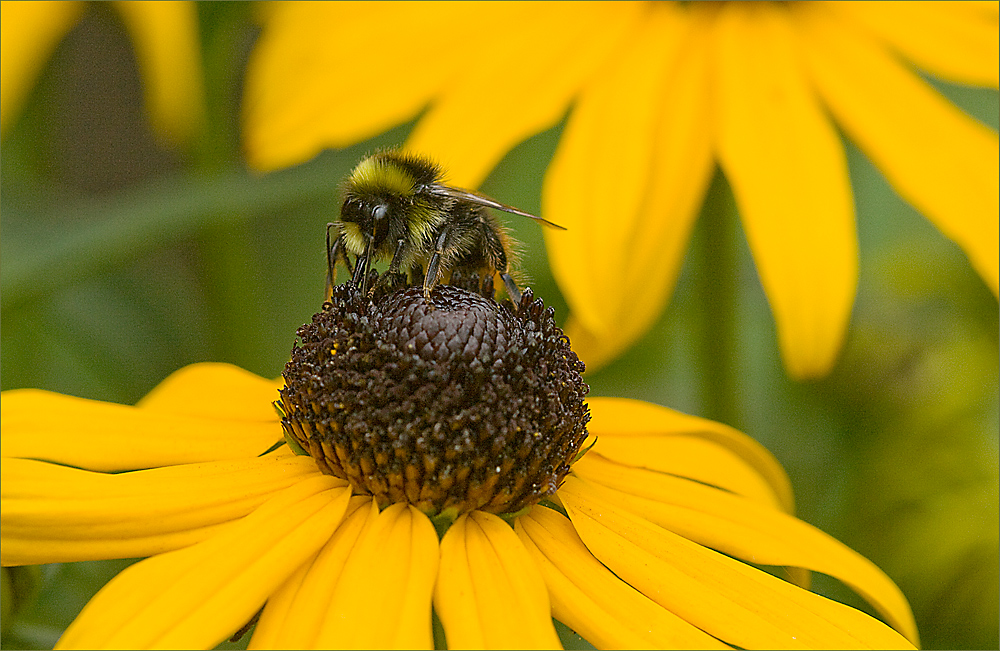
[0, 158, 348, 311]
[694, 170, 741, 428]
[193, 2, 262, 366]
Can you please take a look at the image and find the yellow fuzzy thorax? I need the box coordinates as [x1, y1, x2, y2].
[347, 155, 418, 198]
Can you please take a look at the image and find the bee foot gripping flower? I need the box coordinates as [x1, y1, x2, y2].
[278, 278, 590, 518]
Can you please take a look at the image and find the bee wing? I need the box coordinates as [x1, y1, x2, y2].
[425, 184, 567, 230]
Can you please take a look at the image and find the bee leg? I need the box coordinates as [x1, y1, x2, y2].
[409, 264, 425, 287]
[369, 239, 407, 297]
[387, 239, 406, 275]
[500, 273, 522, 307]
[481, 273, 495, 300]
[424, 253, 442, 300]
[423, 229, 451, 300]
[325, 224, 352, 302]
[477, 218, 520, 304]
[325, 229, 335, 302]
[353, 234, 375, 294]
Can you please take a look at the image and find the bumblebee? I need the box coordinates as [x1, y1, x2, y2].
[326, 150, 564, 304]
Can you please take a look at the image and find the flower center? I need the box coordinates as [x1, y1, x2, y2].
[277, 279, 590, 517]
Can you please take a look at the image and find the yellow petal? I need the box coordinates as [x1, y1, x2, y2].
[1, 389, 283, 471]
[1, 453, 325, 566]
[243, 1, 468, 171]
[0, 0, 84, 135]
[515, 505, 729, 649]
[572, 454, 919, 642]
[56, 476, 350, 650]
[407, 2, 641, 188]
[136, 362, 284, 422]
[586, 397, 794, 513]
[112, 0, 204, 147]
[436, 510, 560, 649]
[250, 495, 374, 650]
[712, 3, 858, 379]
[795, 2, 999, 297]
[828, 1, 999, 88]
[247, 550, 316, 650]
[546, 4, 714, 371]
[314, 502, 439, 649]
[559, 476, 917, 649]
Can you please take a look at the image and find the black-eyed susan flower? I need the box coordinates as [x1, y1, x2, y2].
[242, 1, 998, 378]
[0, 0, 204, 146]
[2, 280, 919, 649]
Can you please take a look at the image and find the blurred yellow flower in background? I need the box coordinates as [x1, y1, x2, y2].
[0, 0, 205, 146]
[243, 1, 998, 378]
[1, 364, 918, 649]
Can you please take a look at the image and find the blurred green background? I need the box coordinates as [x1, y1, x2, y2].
[2, 4, 997, 649]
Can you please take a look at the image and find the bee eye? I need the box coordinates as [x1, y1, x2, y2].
[342, 197, 361, 222]
[372, 204, 388, 221]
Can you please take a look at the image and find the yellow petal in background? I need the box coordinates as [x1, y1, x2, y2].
[568, 7, 715, 372]
[1, 389, 283, 471]
[560, 476, 917, 649]
[712, 3, 858, 380]
[516, 505, 728, 649]
[0, 0, 84, 135]
[112, 0, 205, 148]
[587, 397, 795, 512]
[795, 2, 1000, 298]
[136, 362, 284, 422]
[436, 511, 560, 649]
[544, 5, 706, 372]
[313, 502, 439, 649]
[829, 1, 999, 88]
[56, 476, 350, 650]
[1, 453, 324, 566]
[573, 454, 918, 641]
[243, 1, 468, 171]
[407, 1, 640, 189]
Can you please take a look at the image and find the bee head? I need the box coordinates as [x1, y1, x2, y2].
[339, 151, 444, 256]
[340, 194, 393, 250]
